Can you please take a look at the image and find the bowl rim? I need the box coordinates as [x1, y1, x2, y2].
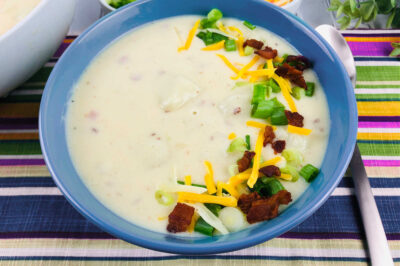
[39, 0, 358, 255]
[0, 0, 50, 42]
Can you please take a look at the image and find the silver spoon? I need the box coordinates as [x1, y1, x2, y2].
[315, 25, 393, 266]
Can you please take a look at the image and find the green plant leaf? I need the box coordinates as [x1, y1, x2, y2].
[360, 1, 378, 22]
[349, 0, 357, 13]
[337, 4, 345, 17]
[392, 8, 400, 28]
[337, 15, 352, 29]
[376, 0, 396, 14]
[386, 8, 397, 28]
[355, 17, 363, 28]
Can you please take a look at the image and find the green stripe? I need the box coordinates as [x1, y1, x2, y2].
[27, 67, 53, 83]
[0, 141, 42, 155]
[356, 66, 400, 82]
[355, 84, 400, 89]
[355, 94, 400, 100]
[0, 95, 42, 103]
[358, 142, 400, 156]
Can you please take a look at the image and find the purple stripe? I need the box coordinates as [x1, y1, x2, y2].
[0, 118, 38, 130]
[342, 33, 400, 38]
[53, 42, 72, 58]
[0, 159, 45, 166]
[363, 160, 400, 167]
[359, 121, 400, 128]
[359, 116, 400, 122]
[348, 41, 394, 57]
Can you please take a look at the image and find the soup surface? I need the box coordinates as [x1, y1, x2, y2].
[66, 16, 330, 233]
[0, 0, 41, 36]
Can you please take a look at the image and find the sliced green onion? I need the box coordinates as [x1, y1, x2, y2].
[300, 164, 319, 182]
[291, 86, 303, 100]
[200, 18, 216, 29]
[282, 54, 289, 61]
[270, 108, 288, 125]
[227, 138, 247, 153]
[154, 190, 174, 206]
[251, 100, 275, 119]
[245, 135, 251, 150]
[281, 165, 300, 182]
[234, 81, 250, 87]
[228, 164, 239, 176]
[204, 203, 223, 217]
[224, 39, 237, 51]
[207, 8, 223, 22]
[271, 97, 285, 109]
[282, 149, 303, 168]
[252, 177, 285, 197]
[305, 82, 315, 97]
[251, 83, 267, 104]
[273, 61, 283, 67]
[177, 181, 207, 188]
[194, 217, 214, 236]
[268, 79, 281, 93]
[244, 46, 254, 56]
[196, 30, 228, 46]
[243, 20, 256, 30]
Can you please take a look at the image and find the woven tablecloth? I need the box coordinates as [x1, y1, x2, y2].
[0, 30, 399, 265]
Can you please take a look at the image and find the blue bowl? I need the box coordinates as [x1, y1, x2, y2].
[39, 0, 358, 254]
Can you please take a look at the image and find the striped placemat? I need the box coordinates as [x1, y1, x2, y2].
[0, 31, 399, 265]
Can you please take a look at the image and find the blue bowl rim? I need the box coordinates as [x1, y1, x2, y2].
[39, 0, 358, 255]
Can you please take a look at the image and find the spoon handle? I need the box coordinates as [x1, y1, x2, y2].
[350, 145, 393, 266]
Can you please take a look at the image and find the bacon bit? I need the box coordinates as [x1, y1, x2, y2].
[255, 46, 277, 59]
[243, 39, 264, 50]
[233, 107, 241, 115]
[263, 126, 276, 147]
[237, 151, 256, 173]
[275, 63, 307, 89]
[285, 110, 304, 127]
[259, 165, 281, 177]
[166, 203, 195, 233]
[285, 55, 311, 71]
[237, 192, 262, 214]
[246, 190, 292, 224]
[272, 140, 286, 154]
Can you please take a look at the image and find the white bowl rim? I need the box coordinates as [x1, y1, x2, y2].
[0, 0, 50, 42]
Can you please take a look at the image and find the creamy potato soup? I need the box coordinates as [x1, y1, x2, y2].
[0, 0, 42, 36]
[67, 14, 330, 235]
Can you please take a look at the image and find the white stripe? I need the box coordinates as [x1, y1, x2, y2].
[355, 61, 400, 66]
[358, 128, 400, 133]
[44, 62, 56, 67]
[0, 187, 61, 196]
[341, 29, 400, 34]
[362, 155, 400, 160]
[356, 81, 400, 86]
[10, 89, 43, 95]
[0, 129, 38, 133]
[355, 88, 400, 94]
[332, 187, 400, 197]
[0, 155, 43, 159]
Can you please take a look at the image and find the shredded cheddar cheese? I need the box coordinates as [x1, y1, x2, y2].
[217, 22, 229, 35]
[266, 59, 274, 70]
[247, 128, 265, 188]
[259, 157, 282, 168]
[279, 173, 293, 181]
[201, 40, 225, 51]
[228, 132, 237, 140]
[250, 63, 267, 83]
[274, 56, 284, 63]
[216, 54, 240, 74]
[288, 125, 312, 135]
[217, 181, 223, 197]
[228, 26, 244, 38]
[177, 192, 237, 207]
[184, 175, 192, 186]
[237, 37, 245, 56]
[246, 69, 275, 78]
[204, 161, 217, 194]
[187, 213, 199, 233]
[246, 120, 277, 130]
[273, 74, 297, 112]
[232, 55, 260, 80]
[178, 19, 200, 52]
[157, 216, 167, 221]
[220, 182, 240, 198]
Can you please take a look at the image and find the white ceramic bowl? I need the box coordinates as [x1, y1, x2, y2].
[0, 0, 76, 96]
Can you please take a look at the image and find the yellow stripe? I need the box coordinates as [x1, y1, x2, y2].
[247, 128, 265, 188]
[0, 132, 39, 140]
[0, 166, 50, 177]
[344, 36, 400, 42]
[0, 103, 39, 118]
[357, 132, 400, 141]
[232, 55, 260, 80]
[216, 54, 240, 74]
[357, 101, 400, 116]
[177, 192, 237, 207]
[201, 40, 225, 51]
[204, 161, 217, 194]
[178, 19, 200, 52]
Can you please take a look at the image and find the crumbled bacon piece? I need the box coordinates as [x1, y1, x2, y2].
[255, 46, 277, 59]
[272, 140, 286, 154]
[246, 190, 292, 224]
[275, 63, 307, 89]
[243, 39, 264, 50]
[259, 165, 281, 177]
[238, 192, 263, 214]
[263, 126, 275, 147]
[285, 55, 311, 71]
[285, 110, 304, 127]
[167, 203, 195, 233]
[237, 151, 256, 173]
